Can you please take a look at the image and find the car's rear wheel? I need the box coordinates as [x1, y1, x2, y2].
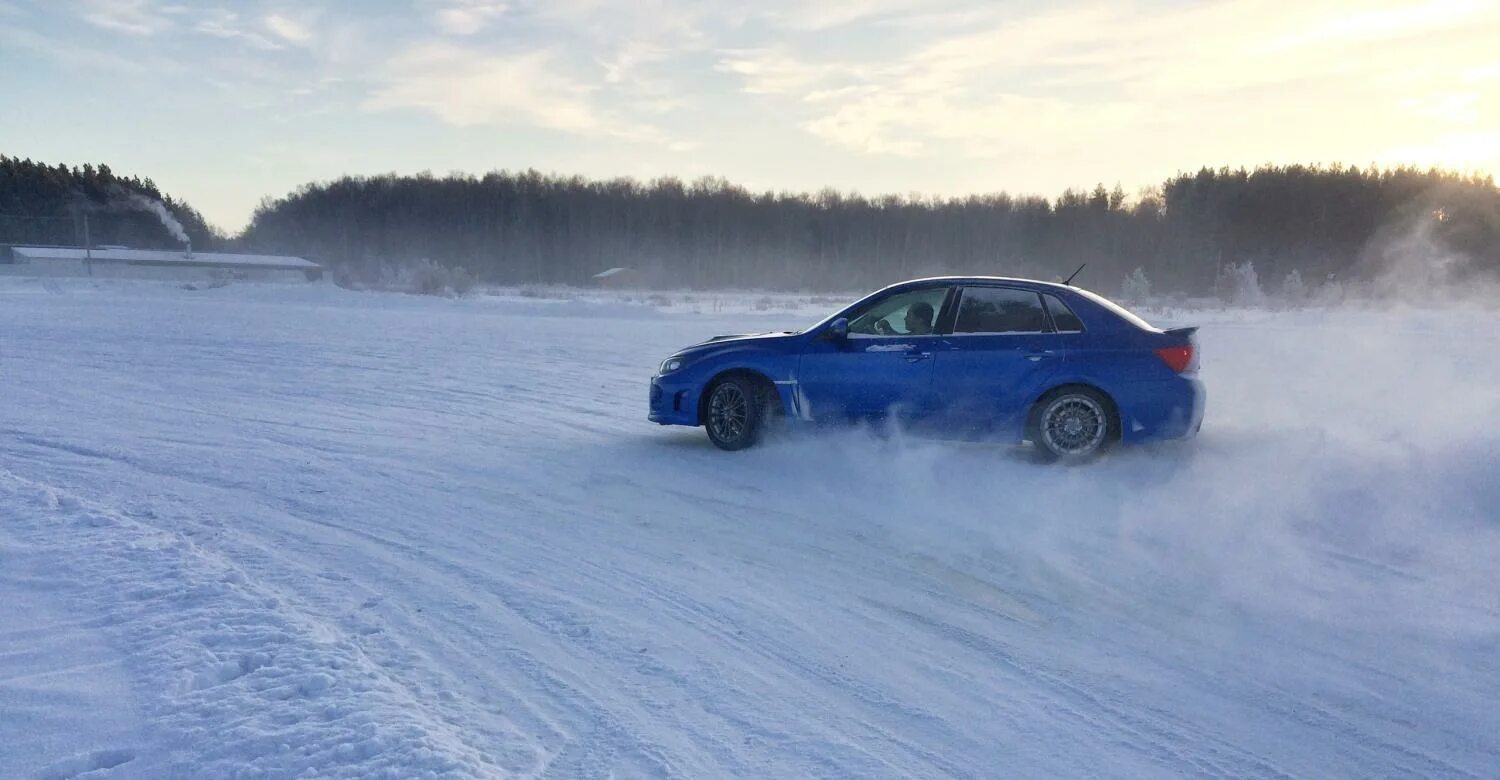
[704, 376, 765, 451]
[1028, 387, 1117, 462]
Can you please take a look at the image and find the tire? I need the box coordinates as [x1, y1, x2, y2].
[704, 375, 767, 451]
[1027, 386, 1118, 463]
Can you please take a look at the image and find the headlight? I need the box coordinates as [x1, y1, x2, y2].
[659, 357, 685, 374]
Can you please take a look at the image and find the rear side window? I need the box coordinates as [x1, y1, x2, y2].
[1043, 294, 1085, 332]
[953, 287, 1050, 333]
[1073, 288, 1159, 332]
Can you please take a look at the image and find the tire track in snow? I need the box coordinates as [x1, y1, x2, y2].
[0, 468, 506, 778]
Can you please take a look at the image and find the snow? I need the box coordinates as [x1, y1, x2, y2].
[1, 277, 1497, 778]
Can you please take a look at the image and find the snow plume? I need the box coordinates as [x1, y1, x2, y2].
[1358, 189, 1500, 305]
[760, 306, 1500, 644]
[1365, 210, 1466, 297]
[128, 194, 190, 246]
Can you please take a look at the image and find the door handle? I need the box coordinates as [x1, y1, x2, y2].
[1024, 350, 1056, 362]
[905, 352, 933, 363]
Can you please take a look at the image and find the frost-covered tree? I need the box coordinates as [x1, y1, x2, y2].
[1219, 261, 1266, 306]
[1280, 269, 1306, 306]
[1122, 267, 1152, 303]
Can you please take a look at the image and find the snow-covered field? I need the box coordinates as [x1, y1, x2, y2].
[2, 278, 1497, 779]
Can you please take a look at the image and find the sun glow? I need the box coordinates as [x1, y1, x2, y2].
[1382, 131, 1500, 180]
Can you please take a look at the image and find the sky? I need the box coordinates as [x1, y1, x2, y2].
[2, 0, 1498, 233]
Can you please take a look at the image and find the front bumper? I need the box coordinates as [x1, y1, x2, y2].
[649, 375, 700, 426]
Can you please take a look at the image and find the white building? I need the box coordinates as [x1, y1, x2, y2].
[0, 246, 322, 282]
[591, 266, 635, 288]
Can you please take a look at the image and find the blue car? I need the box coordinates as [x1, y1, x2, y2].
[650, 277, 1204, 460]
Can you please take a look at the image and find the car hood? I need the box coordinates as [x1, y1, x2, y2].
[704, 330, 800, 344]
[674, 331, 800, 356]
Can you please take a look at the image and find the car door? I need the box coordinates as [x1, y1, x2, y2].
[929, 285, 1065, 435]
[796, 285, 953, 421]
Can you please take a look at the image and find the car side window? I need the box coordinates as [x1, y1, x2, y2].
[952, 287, 1051, 334]
[1043, 294, 1085, 332]
[848, 287, 950, 336]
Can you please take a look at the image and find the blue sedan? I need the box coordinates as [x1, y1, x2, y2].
[650, 277, 1204, 460]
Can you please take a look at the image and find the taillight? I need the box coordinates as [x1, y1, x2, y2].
[1154, 344, 1195, 373]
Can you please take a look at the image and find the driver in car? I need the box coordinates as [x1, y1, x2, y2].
[873, 300, 936, 335]
[904, 302, 934, 335]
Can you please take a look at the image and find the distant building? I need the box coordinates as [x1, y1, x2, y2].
[592, 266, 634, 288]
[0, 246, 322, 282]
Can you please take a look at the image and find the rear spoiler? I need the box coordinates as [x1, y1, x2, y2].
[1163, 326, 1198, 339]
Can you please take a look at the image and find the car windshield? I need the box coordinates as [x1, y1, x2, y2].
[804, 294, 863, 332]
[1072, 287, 1160, 332]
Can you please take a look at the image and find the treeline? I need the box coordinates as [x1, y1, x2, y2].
[242, 165, 1500, 296]
[0, 156, 219, 250]
[6, 155, 1499, 297]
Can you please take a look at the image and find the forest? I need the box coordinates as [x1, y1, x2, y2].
[0, 156, 218, 251]
[4, 154, 1498, 297]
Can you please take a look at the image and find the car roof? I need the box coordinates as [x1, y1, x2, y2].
[888, 276, 1078, 293]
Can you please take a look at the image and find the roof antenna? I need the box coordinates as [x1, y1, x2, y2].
[1062, 263, 1087, 286]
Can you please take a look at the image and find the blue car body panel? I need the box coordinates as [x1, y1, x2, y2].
[649, 277, 1204, 445]
[924, 331, 1067, 437]
[797, 333, 945, 420]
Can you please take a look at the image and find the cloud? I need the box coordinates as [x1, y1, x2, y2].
[718, 0, 1500, 173]
[716, 49, 876, 95]
[363, 43, 604, 132]
[1465, 63, 1500, 84]
[80, 0, 168, 35]
[264, 13, 314, 45]
[762, 0, 941, 31]
[599, 41, 671, 85]
[1265, 0, 1492, 51]
[363, 41, 692, 150]
[532, 3, 708, 118]
[0, 21, 155, 72]
[805, 90, 1143, 159]
[193, 9, 282, 50]
[432, 1, 508, 35]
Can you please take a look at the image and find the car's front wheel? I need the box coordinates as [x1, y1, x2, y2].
[704, 376, 765, 451]
[1028, 387, 1118, 462]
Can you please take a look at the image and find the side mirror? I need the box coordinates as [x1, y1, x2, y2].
[827, 317, 849, 341]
